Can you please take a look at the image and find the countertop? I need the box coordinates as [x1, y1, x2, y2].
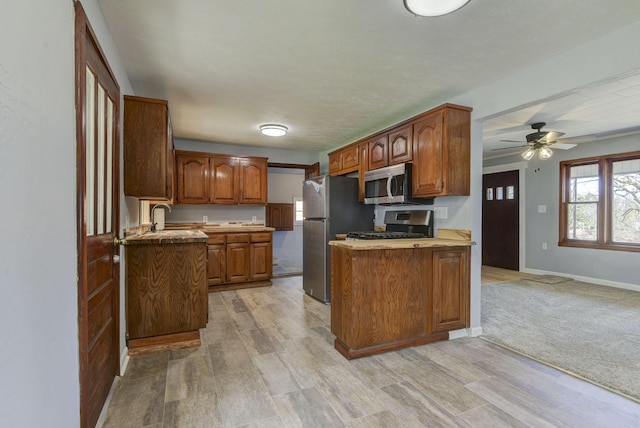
[164, 222, 275, 233]
[126, 230, 208, 245]
[328, 238, 475, 250]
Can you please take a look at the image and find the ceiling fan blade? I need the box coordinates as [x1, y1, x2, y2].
[491, 145, 525, 151]
[539, 131, 565, 142]
[499, 139, 525, 143]
[549, 142, 577, 150]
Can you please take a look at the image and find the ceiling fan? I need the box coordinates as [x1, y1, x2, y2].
[494, 122, 578, 160]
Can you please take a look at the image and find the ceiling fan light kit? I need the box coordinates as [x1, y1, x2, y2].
[259, 124, 288, 137]
[404, 0, 470, 17]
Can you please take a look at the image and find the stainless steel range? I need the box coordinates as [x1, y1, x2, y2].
[347, 210, 433, 240]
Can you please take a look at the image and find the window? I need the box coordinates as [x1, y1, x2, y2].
[560, 151, 640, 252]
[294, 196, 303, 226]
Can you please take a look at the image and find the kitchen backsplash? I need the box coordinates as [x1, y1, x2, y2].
[165, 204, 266, 224]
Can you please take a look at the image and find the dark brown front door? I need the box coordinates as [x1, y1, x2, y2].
[482, 170, 519, 270]
[75, 3, 121, 427]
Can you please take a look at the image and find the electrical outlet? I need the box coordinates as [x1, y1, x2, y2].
[203, 215, 208, 223]
[542, 242, 548, 250]
[538, 205, 547, 213]
[252, 216, 257, 222]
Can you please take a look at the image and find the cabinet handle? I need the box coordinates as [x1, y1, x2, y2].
[113, 237, 128, 246]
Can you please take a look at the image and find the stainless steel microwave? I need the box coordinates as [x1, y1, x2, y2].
[364, 163, 425, 205]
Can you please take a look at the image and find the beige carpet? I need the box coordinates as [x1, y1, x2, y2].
[481, 277, 640, 402]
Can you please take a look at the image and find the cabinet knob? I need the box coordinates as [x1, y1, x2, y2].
[113, 237, 128, 246]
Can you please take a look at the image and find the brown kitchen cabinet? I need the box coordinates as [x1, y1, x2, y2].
[330, 242, 471, 359]
[367, 134, 389, 170]
[328, 144, 360, 176]
[125, 231, 208, 354]
[266, 203, 294, 231]
[124, 95, 175, 201]
[176, 150, 268, 205]
[176, 153, 209, 204]
[431, 247, 469, 332]
[205, 231, 273, 290]
[412, 104, 471, 198]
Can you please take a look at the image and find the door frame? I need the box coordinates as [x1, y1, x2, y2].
[482, 161, 527, 271]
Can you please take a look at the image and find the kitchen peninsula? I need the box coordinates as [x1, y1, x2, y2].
[329, 231, 473, 359]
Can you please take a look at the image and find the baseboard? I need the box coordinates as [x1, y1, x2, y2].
[448, 326, 483, 339]
[521, 267, 640, 293]
[120, 346, 130, 376]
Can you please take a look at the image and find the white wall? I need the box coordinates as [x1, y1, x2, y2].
[268, 170, 305, 268]
[0, 1, 133, 426]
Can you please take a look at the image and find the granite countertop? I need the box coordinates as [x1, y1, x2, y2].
[328, 238, 475, 250]
[164, 222, 275, 233]
[126, 229, 208, 245]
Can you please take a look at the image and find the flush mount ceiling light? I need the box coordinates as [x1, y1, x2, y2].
[259, 124, 288, 137]
[404, 0, 470, 17]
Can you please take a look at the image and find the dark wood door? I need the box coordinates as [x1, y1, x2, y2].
[482, 170, 519, 270]
[75, 3, 120, 427]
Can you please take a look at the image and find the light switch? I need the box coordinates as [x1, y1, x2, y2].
[538, 205, 547, 213]
[434, 207, 448, 219]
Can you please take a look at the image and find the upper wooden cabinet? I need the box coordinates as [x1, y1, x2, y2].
[328, 144, 360, 176]
[176, 153, 209, 204]
[266, 203, 294, 231]
[388, 124, 413, 165]
[412, 105, 471, 198]
[124, 95, 175, 200]
[210, 155, 239, 204]
[238, 157, 268, 205]
[367, 134, 389, 170]
[175, 150, 268, 205]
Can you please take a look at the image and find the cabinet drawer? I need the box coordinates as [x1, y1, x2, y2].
[251, 232, 272, 243]
[226, 233, 250, 243]
[206, 234, 226, 245]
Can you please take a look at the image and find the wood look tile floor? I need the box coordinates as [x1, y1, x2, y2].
[101, 276, 640, 427]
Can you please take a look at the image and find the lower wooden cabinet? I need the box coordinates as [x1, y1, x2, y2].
[126, 240, 208, 340]
[330, 244, 470, 359]
[206, 231, 272, 289]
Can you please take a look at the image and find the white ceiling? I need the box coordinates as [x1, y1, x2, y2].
[97, 0, 640, 157]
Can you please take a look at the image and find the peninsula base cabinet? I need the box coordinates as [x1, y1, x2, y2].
[330, 245, 470, 359]
[126, 240, 208, 354]
[206, 231, 273, 290]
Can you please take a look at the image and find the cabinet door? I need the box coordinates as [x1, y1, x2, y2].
[328, 152, 342, 175]
[124, 96, 174, 200]
[176, 154, 209, 203]
[250, 241, 272, 281]
[207, 244, 226, 285]
[267, 205, 282, 230]
[210, 155, 239, 204]
[239, 157, 268, 205]
[281, 205, 294, 231]
[412, 111, 444, 197]
[431, 248, 469, 332]
[341, 145, 359, 172]
[388, 124, 413, 165]
[367, 134, 389, 170]
[357, 142, 368, 202]
[226, 242, 250, 283]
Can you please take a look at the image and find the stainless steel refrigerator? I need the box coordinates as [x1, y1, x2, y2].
[302, 175, 374, 303]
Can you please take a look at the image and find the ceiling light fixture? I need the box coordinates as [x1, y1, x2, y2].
[259, 124, 288, 137]
[404, 0, 470, 17]
[521, 145, 553, 161]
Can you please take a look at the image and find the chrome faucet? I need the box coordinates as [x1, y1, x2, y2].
[151, 204, 172, 232]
